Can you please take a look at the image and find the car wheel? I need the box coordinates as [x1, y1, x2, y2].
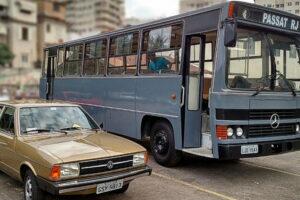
[113, 184, 129, 194]
[150, 121, 182, 167]
[24, 170, 45, 200]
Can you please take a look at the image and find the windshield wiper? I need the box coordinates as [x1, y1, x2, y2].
[60, 127, 82, 131]
[23, 129, 51, 134]
[276, 71, 297, 97]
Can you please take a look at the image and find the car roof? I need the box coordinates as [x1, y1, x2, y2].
[0, 99, 78, 108]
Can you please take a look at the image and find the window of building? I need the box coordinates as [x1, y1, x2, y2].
[64, 44, 83, 76]
[287, 2, 292, 6]
[21, 27, 29, 41]
[296, 2, 300, 6]
[84, 39, 107, 76]
[108, 32, 139, 75]
[46, 24, 51, 33]
[0, 107, 15, 135]
[21, 54, 29, 64]
[140, 24, 183, 75]
[53, 3, 60, 12]
[296, 9, 300, 14]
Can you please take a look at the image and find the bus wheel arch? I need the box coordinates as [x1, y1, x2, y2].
[141, 116, 182, 167]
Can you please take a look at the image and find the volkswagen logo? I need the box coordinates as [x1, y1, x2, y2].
[242, 9, 250, 19]
[106, 161, 114, 170]
[270, 113, 280, 129]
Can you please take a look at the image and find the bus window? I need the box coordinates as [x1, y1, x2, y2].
[140, 24, 183, 75]
[108, 32, 139, 75]
[84, 39, 107, 76]
[64, 44, 83, 76]
[56, 48, 64, 77]
[42, 50, 49, 77]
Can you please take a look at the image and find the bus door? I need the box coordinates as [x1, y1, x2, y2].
[183, 35, 206, 148]
[46, 48, 57, 100]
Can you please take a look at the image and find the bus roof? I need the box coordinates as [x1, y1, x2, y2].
[45, 1, 300, 50]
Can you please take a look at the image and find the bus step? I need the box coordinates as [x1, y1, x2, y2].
[182, 148, 214, 158]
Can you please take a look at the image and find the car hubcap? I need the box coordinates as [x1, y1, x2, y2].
[154, 130, 169, 155]
[25, 178, 33, 200]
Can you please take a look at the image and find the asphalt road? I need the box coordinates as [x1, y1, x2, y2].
[0, 152, 299, 200]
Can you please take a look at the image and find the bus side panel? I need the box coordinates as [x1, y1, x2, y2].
[39, 78, 47, 99]
[136, 76, 183, 149]
[52, 78, 138, 139]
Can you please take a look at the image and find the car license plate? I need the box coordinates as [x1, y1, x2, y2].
[241, 145, 259, 155]
[96, 179, 124, 194]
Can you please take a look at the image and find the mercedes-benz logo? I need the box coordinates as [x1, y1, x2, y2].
[270, 113, 280, 129]
[107, 161, 114, 170]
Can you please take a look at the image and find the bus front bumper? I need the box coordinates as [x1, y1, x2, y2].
[36, 166, 152, 195]
[218, 139, 300, 160]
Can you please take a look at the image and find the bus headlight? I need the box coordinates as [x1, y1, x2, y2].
[296, 124, 300, 133]
[227, 127, 234, 137]
[236, 127, 244, 137]
[133, 152, 148, 167]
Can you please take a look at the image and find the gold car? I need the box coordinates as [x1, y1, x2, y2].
[0, 100, 151, 200]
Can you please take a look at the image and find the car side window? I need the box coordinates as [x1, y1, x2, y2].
[0, 107, 15, 135]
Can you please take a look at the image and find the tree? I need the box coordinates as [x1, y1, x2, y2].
[0, 44, 14, 67]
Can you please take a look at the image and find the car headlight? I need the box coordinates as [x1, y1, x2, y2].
[133, 152, 148, 167]
[50, 163, 79, 181]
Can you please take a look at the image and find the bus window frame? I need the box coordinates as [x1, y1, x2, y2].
[139, 22, 184, 76]
[42, 50, 49, 78]
[107, 31, 140, 77]
[83, 38, 108, 77]
[56, 46, 65, 78]
[63, 43, 84, 77]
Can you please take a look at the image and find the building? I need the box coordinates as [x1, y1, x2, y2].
[66, 0, 125, 37]
[0, 0, 37, 69]
[179, 0, 225, 13]
[256, 0, 300, 15]
[37, 0, 67, 64]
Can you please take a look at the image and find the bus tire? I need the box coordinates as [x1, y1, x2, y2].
[150, 121, 182, 167]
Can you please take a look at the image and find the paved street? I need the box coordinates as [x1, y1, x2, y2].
[0, 152, 299, 200]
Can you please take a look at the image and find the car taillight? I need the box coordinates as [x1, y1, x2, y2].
[50, 165, 61, 181]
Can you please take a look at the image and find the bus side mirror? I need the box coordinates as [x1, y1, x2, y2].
[224, 19, 237, 47]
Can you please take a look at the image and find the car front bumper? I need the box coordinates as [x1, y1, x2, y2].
[36, 166, 152, 195]
[218, 139, 300, 160]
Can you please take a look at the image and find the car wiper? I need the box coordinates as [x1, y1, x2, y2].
[276, 70, 297, 97]
[60, 127, 82, 131]
[23, 129, 51, 134]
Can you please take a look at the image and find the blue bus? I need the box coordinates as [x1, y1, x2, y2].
[40, 1, 300, 166]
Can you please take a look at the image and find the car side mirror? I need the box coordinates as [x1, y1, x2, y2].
[224, 19, 237, 47]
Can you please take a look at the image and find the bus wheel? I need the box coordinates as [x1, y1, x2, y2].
[150, 121, 182, 167]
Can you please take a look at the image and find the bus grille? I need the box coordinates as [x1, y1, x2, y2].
[79, 155, 133, 175]
[248, 123, 296, 138]
[249, 110, 296, 120]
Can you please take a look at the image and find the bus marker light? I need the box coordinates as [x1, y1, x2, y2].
[228, 2, 235, 18]
[216, 125, 228, 140]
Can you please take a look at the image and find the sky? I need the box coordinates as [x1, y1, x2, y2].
[125, 0, 255, 19]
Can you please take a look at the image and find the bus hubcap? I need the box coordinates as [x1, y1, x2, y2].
[154, 130, 169, 155]
[25, 178, 33, 200]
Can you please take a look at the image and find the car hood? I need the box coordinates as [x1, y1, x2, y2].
[21, 131, 145, 163]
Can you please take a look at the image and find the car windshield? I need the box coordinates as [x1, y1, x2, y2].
[227, 28, 300, 91]
[20, 106, 98, 134]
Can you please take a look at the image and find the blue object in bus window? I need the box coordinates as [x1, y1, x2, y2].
[148, 57, 169, 72]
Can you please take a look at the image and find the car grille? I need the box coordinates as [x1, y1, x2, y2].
[249, 110, 296, 120]
[79, 155, 133, 175]
[248, 123, 296, 138]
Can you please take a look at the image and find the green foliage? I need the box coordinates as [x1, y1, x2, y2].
[0, 44, 14, 67]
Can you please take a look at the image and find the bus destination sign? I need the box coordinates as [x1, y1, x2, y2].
[236, 5, 300, 32]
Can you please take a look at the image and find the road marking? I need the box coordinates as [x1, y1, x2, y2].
[241, 161, 300, 177]
[152, 172, 237, 200]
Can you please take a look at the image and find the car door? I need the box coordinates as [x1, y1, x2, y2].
[0, 106, 18, 175]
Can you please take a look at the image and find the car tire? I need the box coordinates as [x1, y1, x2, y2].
[150, 121, 182, 167]
[113, 184, 129, 194]
[24, 170, 45, 200]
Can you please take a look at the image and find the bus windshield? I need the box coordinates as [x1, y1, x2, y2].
[227, 28, 300, 92]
